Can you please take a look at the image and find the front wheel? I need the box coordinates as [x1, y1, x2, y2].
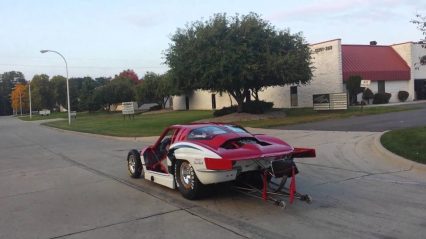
[128, 150, 142, 178]
[174, 160, 203, 200]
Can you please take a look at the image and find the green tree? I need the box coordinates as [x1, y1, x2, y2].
[165, 12, 312, 112]
[95, 77, 111, 86]
[92, 85, 113, 111]
[78, 78, 99, 111]
[31, 74, 54, 110]
[50, 75, 67, 109]
[136, 72, 174, 108]
[346, 75, 363, 105]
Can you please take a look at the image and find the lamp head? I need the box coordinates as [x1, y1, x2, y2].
[40, 50, 49, 53]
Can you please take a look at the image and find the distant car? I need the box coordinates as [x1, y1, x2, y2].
[127, 123, 316, 200]
[39, 109, 51, 116]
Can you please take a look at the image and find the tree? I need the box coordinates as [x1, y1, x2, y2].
[136, 72, 174, 108]
[0, 71, 25, 115]
[78, 77, 99, 111]
[109, 78, 136, 103]
[10, 83, 28, 114]
[117, 69, 140, 85]
[346, 75, 363, 105]
[95, 77, 111, 86]
[31, 74, 53, 110]
[165, 12, 312, 112]
[50, 75, 67, 109]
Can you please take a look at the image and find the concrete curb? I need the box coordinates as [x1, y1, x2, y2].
[373, 131, 426, 172]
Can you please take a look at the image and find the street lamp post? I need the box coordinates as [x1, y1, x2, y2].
[40, 50, 71, 125]
[29, 81, 32, 119]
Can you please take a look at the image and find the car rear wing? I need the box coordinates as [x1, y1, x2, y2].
[291, 148, 316, 158]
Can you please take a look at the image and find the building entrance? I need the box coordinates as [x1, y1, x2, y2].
[414, 79, 426, 100]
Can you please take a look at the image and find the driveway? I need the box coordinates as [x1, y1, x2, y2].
[1, 117, 425, 238]
[278, 102, 426, 131]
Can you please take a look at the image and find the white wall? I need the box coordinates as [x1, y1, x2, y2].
[259, 39, 345, 108]
[358, 80, 410, 103]
[391, 42, 426, 100]
[391, 43, 414, 101]
[173, 90, 233, 110]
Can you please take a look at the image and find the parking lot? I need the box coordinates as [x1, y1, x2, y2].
[1, 117, 425, 239]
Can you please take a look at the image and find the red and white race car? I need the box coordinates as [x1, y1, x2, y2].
[127, 123, 315, 205]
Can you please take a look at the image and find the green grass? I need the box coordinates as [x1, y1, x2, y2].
[22, 104, 420, 138]
[239, 105, 419, 128]
[381, 126, 426, 164]
[42, 110, 213, 137]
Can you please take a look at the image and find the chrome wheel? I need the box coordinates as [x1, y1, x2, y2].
[128, 155, 136, 174]
[180, 161, 193, 190]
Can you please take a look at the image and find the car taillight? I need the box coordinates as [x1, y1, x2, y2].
[204, 157, 233, 170]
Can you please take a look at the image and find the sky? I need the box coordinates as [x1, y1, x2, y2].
[0, 0, 425, 81]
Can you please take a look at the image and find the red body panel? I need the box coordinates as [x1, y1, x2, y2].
[146, 123, 315, 165]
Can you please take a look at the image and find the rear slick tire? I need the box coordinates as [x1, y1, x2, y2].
[175, 160, 203, 200]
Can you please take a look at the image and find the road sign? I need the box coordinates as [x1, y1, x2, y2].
[360, 80, 371, 87]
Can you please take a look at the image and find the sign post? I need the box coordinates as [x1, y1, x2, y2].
[122, 102, 138, 119]
[313, 93, 347, 111]
[360, 80, 371, 112]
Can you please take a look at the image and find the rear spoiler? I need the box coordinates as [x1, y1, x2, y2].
[292, 148, 316, 158]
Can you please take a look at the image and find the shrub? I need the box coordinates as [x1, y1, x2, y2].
[373, 93, 392, 104]
[213, 105, 237, 117]
[397, 91, 409, 102]
[242, 101, 274, 114]
[362, 88, 374, 104]
[213, 100, 274, 116]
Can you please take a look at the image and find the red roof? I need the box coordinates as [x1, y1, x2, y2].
[342, 45, 410, 81]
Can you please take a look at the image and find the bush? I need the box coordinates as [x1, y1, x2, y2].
[397, 91, 409, 102]
[213, 100, 274, 116]
[242, 100, 274, 114]
[373, 93, 392, 104]
[213, 105, 237, 117]
[362, 88, 374, 104]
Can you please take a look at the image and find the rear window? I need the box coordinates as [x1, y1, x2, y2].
[224, 125, 248, 133]
[187, 126, 227, 140]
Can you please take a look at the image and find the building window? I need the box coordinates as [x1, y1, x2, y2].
[378, 81, 385, 94]
[290, 86, 298, 107]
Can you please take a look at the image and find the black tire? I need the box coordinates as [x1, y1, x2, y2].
[174, 160, 203, 200]
[127, 150, 142, 178]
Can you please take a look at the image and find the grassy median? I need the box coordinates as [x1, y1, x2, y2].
[240, 105, 418, 128]
[42, 110, 213, 137]
[19, 104, 420, 138]
[381, 126, 426, 164]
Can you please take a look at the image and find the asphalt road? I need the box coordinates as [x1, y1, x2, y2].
[279, 102, 426, 131]
[1, 117, 426, 239]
